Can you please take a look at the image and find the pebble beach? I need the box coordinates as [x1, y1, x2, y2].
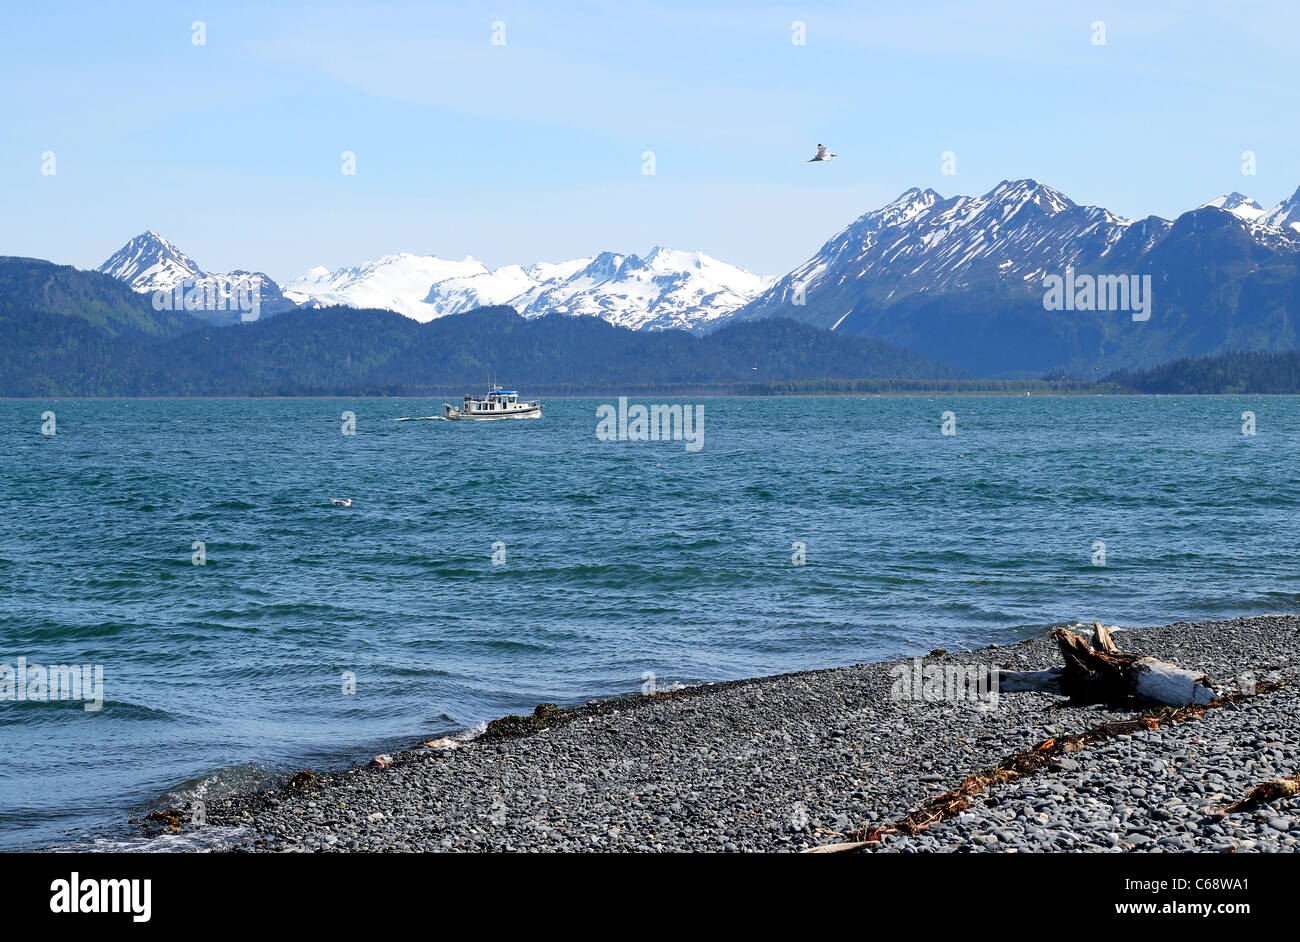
[196, 615, 1299, 853]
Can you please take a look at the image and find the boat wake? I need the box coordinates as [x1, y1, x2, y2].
[394, 415, 448, 422]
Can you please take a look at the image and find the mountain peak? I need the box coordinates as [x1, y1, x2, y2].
[510, 247, 770, 331]
[124, 230, 183, 254]
[735, 177, 1163, 331]
[888, 185, 942, 204]
[985, 179, 1074, 214]
[99, 231, 204, 292]
[855, 187, 943, 232]
[1259, 187, 1300, 232]
[644, 246, 712, 271]
[1202, 192, 1266, 223]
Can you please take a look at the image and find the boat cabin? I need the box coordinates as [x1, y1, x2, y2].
[463, 388, 522, 413]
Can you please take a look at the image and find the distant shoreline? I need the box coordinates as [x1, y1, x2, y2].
[8, 390, 1299, 402]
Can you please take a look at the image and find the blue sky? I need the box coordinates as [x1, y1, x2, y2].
[3, 1, 1299, 283]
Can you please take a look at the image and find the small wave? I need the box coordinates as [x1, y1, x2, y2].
[50, 825, 252, 854]
[0, 698, 174, 722]
[159, 763, 278, 808]
[456, 719, 488, 740]
[208, 499, 258, 511]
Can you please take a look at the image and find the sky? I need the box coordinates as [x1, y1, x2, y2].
[3, 1, 1300, 284]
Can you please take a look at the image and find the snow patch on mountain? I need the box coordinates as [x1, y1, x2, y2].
[1258, 186, 1300, 233]
[283, 253, 490, 321]
[421, 259, 593, 317]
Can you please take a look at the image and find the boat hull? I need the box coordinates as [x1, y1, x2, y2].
[443, 404, 542, 421]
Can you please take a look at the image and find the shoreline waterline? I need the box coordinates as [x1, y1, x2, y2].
[106, 614, 1299, 854]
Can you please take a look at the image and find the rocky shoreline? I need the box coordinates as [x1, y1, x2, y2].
[194, 615, 1299, 852]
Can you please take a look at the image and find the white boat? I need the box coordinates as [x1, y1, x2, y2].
[443, 385, 542, 421]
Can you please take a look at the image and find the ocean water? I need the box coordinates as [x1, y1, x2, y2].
[2, 395, 1298, 850]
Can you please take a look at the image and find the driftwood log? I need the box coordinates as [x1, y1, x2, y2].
[992, 622, 1216, 707]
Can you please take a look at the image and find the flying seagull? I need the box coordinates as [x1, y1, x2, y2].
[807, 144, 837, 162]
[330, 497, 353, 507]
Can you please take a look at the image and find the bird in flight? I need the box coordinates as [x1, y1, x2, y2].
[807, 144, 837, 162]
[330, 497, 353, 507]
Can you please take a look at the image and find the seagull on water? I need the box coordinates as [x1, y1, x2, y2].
[330, 497, 353, 507]
[807, 144, 837, 162]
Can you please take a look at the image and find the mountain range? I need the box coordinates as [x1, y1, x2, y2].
[3, 176, 1286, 386]
[0, 250, 960, 396]
[732, 180, 1300, 375]
[91, 178, 1300, 376]
[286, 247, 773, 332]
[99, 233, 774, 333]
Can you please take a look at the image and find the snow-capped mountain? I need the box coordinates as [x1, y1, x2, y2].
[1202, 192, 1267, 223]
[735, 179, 1300, 332]
[1258, 185, 1300, 232]
[729, 178, 1300, 376]
[1195, 190, 1300, 249]
[101, 232, 771, 332]
[99, 231, 205, 294]
[479, 247, 771, 332]
[284, 253, 491, 320]
[100, 176, 1300, 344]
[99, 232, 292, 323]
[288, 247, 773, 332]
[735, 180, 1171, 329]
[419, 259, 593, 318]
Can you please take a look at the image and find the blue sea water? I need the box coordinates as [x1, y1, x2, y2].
[2, 395, 1298, 850]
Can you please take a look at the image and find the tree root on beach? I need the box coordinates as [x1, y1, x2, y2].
[993, 623, 1216, 707]
[804, 673, 1289, 853]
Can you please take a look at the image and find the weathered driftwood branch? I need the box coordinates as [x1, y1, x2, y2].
[992, 622, 1215, 707]
[1091, 622, 1120, 654]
